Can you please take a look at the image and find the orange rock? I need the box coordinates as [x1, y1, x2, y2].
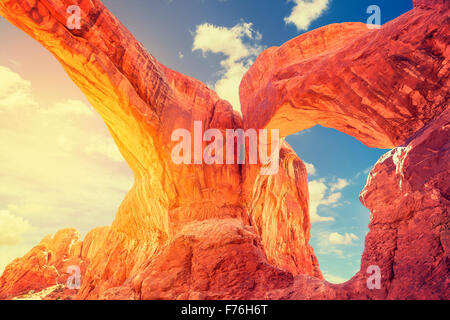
[0, 0, 319, 298]
[0, 229, 83, 299]
[413, 0, 448, 9]
[240, 5, 449, 148]
[352, 108, 450, 299]
[101, 219, 295, 300]
[243, 141, 322, 278]
[0, 0, 448, 300]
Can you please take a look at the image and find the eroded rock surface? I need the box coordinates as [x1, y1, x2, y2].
[0, 0, 318, 299]
[353, 108, 449, 300]
[0, 228, 83, 299]
[240, 2, 449, 149]
[0, 0, 448, 300]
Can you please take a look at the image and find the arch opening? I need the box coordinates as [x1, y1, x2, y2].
[286, 125, 390, 283]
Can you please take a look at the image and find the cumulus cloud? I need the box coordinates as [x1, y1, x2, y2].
[84, 138, 124, 162]
[330, 178, 349, 192]
[0, 66, 133, 273]
[308, 177, 350, 223]
[285, 0, 330, 31]
[0, 210, 31, 246]
[0, 66, 37, 109]
[193, 22, 263, 111]
[328, 232, 358, 245]
[315, 231, 359, 257]
[304, 162, 317, 176]
[47, 99, 94, 116]
[309, 179, 337, 223]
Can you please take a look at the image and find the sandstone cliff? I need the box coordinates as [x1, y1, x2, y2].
[0, 0, 448, 300]
[240, 6, 448, 149]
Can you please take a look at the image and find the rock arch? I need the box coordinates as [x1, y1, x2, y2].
[0, 0, 448, 300]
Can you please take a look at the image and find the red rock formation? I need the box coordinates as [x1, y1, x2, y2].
[92, 107, 450, 300]
[240, 2, 449, 149]
[413, 0, 448, 9]
[0, 0, 319, 299]
[100, 219, 295, 300]
[0, 228, 83, 299]
[353, 108, 450, 299]
[0, 0, 448, 300]
[243, 142, 321, 278]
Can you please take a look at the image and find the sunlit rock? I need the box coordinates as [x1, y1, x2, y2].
[0, 0, 447, 300]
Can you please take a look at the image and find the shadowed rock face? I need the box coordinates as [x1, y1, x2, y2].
[0, 0, 448, 300]
[0, 0, 320, 299]
[413, 0, 448, 9]
[355, 108, 449, 299]
[240, 5, 449, 149]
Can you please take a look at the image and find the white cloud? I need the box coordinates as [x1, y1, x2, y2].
[309, 179, 337, 223]
[178, 52, 184, 60]
[328, 232, 358, 245]
[355, 166, 372, 179]
[330, 178, 349, 192]
[314, 230, 359, 258]
[84, 137, 125, 163]
[47, 99, 93, 116]
[0, 210, 31, 246]
[285, 0, 330, 31]
[304, 162, 317, 176]
[193, 22, 263, 111]
[323, 272, 348, 284]
[0, 66, 133, 273]
[0, 66, 37, 109]
[0, 66, 93, 118]
[308, 177, 350, 223]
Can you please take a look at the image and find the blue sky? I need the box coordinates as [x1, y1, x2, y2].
[0, 0, 414, 282]
[287, 127, 388, 281]
[103, 0, 412, 86]
[101, 0, 412, 283]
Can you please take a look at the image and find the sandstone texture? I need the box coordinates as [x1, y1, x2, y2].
[353, 108, 449, 299]
[0, 228, 83, 299]
[0, 0, 448, 300]
[240, 2, 449, 149]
